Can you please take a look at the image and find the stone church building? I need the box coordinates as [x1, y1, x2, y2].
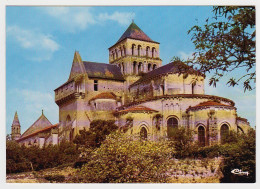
[11, 22, 251, 147]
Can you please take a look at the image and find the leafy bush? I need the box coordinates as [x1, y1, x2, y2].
[6, 140, 79, 173]
[73, 120, 118, 148]
[77, 132, 173, 183]
[220, 129, 256, 183]
[168, 127, 195, 158]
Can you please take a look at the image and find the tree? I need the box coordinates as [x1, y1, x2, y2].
[168, 127, 195, 158]
[77, 132, 172, 183]
[73, 120, 118, 148]
[188, 6, 255, 92]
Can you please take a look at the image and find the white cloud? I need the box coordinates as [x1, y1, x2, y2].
[7, 25, 59, 61]
[42, 7, 96, 32]
[98, 12, 135, 25]
[178, 51, 193, 61]
[41, 7, 135, 32]
[10, 89, 58, 132]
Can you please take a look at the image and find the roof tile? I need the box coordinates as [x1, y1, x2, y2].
[83, 61, 125, 81]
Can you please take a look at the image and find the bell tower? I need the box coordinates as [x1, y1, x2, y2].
[108, 21, 162, 86]
[11, 111, 21, 140]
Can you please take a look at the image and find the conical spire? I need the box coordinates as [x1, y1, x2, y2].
[116, 22, 154, 44]
[73, 51, 82, 63]
[11, 111, 21, 140]
[12, 111, 20, 126]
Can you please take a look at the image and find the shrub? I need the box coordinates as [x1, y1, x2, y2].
[6, 140, 79, 173]
[220, 129, 256, 183]
[73, 120, 118, 148]
[168, 127, 195, 158]
[77, 132, 173, 183]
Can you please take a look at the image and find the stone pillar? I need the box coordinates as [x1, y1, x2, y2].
[208, 109, 218, 146]
[144, 61, 147, 72]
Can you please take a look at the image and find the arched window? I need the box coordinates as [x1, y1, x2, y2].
[138, 45, 142, 56]
[220, 124, 229, 144]
[119, 47, 122, 57]
[132, 44, 136, 55]
[115, 49, 118, 59]
[70, 128, 75, 142]
[198, 126, 206, 146]
[138, 62, 143, 73]
[140, 127, 148, 140]
[160, 85, 165, 95]
[146, 46, 150, 57]
[167, 117, 178, 138]
[123, 46, 126, 56]
[191, 82, 196, 94]
[153, 64, 157, 70]
[66, 115, 71, 128]
[148, 63, 152, 71]
[133, 61, 137, 74]
[152, 47, 156, 58]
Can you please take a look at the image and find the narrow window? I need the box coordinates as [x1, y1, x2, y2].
[140, 127, 148, 140]
[146, 46, 150, 57]
[153, 64, 157, 70]
[152, 47, 156, 58]
[94, 80, 98, 91]
[192, 82, 196, 94]
[138, 45, 141, 56]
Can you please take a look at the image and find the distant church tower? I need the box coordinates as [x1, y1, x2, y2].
[11, 111, 21, 140]
[108, 21, 162, 86]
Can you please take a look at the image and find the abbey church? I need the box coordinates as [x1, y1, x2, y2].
[11, 22, 251, 147]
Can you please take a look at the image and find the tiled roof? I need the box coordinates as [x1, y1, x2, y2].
[83, 61, 125, 81]
[115, 22, 158, 45]
[130, 61, 205, 87]
[188, 101, 234, 111]
[118, 94, 235, 111]
[21, 112, 53, 138]
[90, 92, 117, 101]
[116, 105, 158, 115]
[17, 124, 59, 142]
[12, 111, 20, 126]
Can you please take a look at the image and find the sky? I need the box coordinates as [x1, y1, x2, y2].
[6, 6, 256, 135]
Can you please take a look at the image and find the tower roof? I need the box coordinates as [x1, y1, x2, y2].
[112, 22, 159, 48]
[83, 61, 125, 81]
[73, 51, 82, 63]
[130, 61, 205, 87]
[21, 110, 52, 138]
[12, 111, 20, 126]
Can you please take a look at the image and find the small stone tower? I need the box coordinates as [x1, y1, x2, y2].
[108, 21, 162, 87]
[11, 111, 21, 140]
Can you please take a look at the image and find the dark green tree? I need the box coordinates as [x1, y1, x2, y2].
[188, 6, 255, 92]
[73, 120, 118, 148]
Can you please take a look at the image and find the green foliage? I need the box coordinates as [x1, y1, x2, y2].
[189, 129, 255, 183]
[73, 120, 118, 148]
[168, 127, 195, 158]
[44, 174, 65, 183]
[77, 132, 172, 183]
[220, 129, 256, 183]
[188, 6, 255, 92]
[6, 140, 79, 174]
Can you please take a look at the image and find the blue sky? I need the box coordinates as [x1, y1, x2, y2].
[6, 6, 256, 134]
